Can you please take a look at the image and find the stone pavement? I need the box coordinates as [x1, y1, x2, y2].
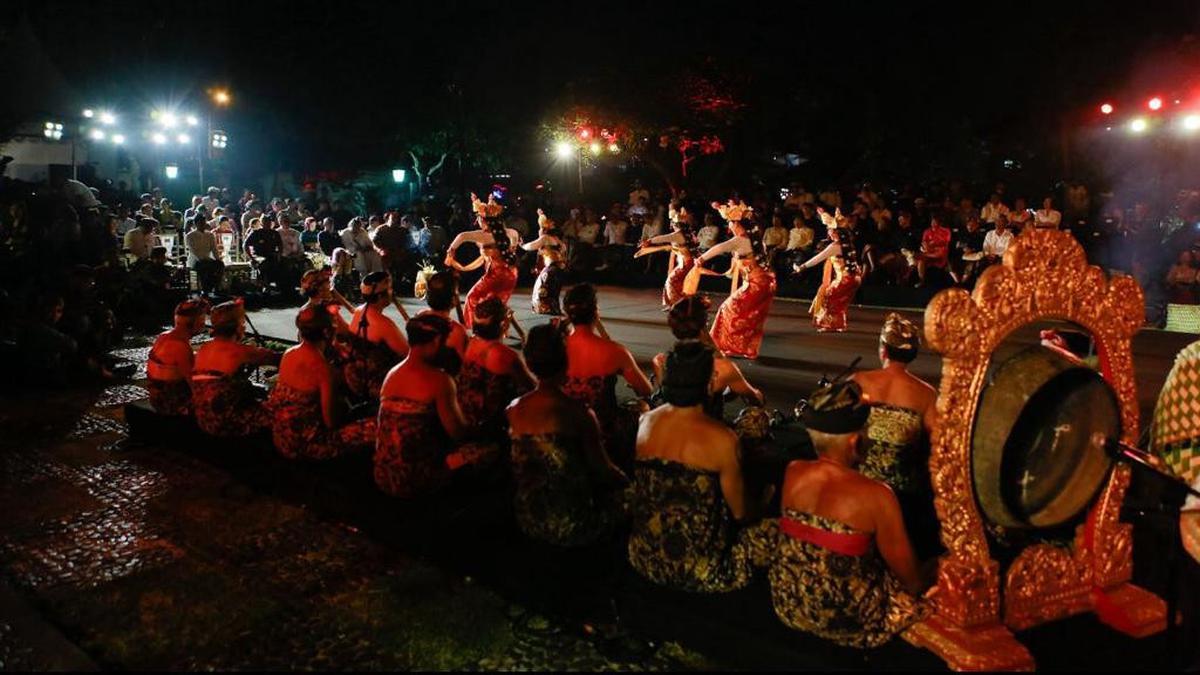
[0, 337, 714, 671]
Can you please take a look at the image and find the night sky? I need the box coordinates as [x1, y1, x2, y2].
[7, 0, 1200, 187]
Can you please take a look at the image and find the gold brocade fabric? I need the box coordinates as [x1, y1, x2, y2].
[510, 433, 619, 547]
[1152, 340, 1200, 484]
[859, 404, 925, 494]
[627, 458, 755, 593]
[745, 511, 928, 649]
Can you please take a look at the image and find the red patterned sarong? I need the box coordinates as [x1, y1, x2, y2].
[464, 260, 517, 329]
[812, 273, 861, 332]
[711, 269, 776, 359]
[663, 258, 695, 308]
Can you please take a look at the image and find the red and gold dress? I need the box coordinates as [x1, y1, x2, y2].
[711, 264, 777, 359]
[463, 255, 517, 329]
[664, 252, 695, 308]
[811, 250, 861, 333]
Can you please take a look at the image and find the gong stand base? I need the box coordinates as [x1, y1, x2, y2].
[1092, 582, 1168, 637]
[903, 614, 1034, 672]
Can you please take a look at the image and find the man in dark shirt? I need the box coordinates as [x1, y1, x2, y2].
[244, 220, 284, 290]
[952, 217, 986, 286]
[317, 217, 341, 256]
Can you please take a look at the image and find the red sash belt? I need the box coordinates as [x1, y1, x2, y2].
[780, 517, 872, 557]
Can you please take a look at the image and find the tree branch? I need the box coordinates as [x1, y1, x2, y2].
[427, 153, 449, 177]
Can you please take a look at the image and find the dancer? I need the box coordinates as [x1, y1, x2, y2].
[698, 200, 776, 359]
[637, 207, 699, 309]
[521, 209, 566, 315]
[795, 207, 862, 333]
[693, 200, 754, 295]
[443, 193, 521, 328]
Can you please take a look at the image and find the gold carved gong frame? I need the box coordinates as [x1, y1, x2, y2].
[902, 229, 1166, 671]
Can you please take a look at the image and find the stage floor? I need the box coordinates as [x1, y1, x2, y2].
[247, 285, 1195, 424]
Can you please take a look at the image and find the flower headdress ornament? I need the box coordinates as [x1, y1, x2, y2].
[471, 192, 504, 219]
[536, 208, 556, 231]
[711, 199, 753, 224]
[818, 207, 850, 230]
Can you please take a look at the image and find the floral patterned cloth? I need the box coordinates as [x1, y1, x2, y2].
[464, 259, 517, 329]
[510, 433, 620, 547]
[859, 404, 926, 494]
[373, 396, 452, 498]
[191, 371, 272, 437]
[562, 373, 638, 467]
[745, 510, 927, 649]
[342, 334, 401, 402]
[811, 257, 861, 332]
[663, 257, 695, 308]
[626, 458, 755, 593]
[711, 267, 776, 359]
[531, 260, 565, 315]
[146, 378, 192, 416]
[457, 358, 524, 439]
[267, 382, 377, 460]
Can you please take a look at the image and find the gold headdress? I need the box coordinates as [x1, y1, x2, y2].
[880, 311, 920, 351]
[471, 192, 504, 219]
[711, 199, 753, 223]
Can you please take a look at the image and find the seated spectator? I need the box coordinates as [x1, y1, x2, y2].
[186, 217, 224, 294]
[696, 213, 722, 252]
[17, 293, 80, 386]
[146, 299, 209, 415]
[318, 217, 341, 256]
[1009, 196, 1033, 232]
[784, 214, 815, 270]
[851, 313, 940, 557]
[651, 296, 764, 420]
[1034, 196, 1062, 229]
[345, 271, 409, 401]
[374, 313, 472, 498]
[457, 297, 534, 437]
[124, 218, 158, 261]
[330, 248, 358, 302]
[981, 215, 1014, 266]
[508, 323, 628, 547]
[951, 217, 985, 285]
[762, 213, 789, 264]
[1167, 251, 1199, 304]
[269, 306, 377, 460]
[300, 217, 321, 249]
[915, 216, 951, 287]
[979, 192, 1009, 226]
[191, 300, 281, 437]
[628, 341, 758, 592]
[417, 271, 469, 361]
[750, 379, 928, 648]
[562, 284, 653, 465]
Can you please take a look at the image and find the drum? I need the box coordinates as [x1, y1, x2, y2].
[971, 346, 1119, 529]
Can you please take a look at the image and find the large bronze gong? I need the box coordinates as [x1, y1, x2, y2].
[972, 345, 1119, 529]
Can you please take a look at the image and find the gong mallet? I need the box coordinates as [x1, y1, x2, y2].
[391, 296, 411, 322]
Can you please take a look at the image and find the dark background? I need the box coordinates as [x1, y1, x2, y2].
[6, 0, 1200, 195]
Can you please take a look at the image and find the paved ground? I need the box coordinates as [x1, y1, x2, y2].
[249, 285, 1196, 424]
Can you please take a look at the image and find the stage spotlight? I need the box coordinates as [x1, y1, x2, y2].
[1148, 97, 1163, 111]
[212, 89, 231, 106]
[186, 115, 200, 127]
[152, 132, 168, 145]
[554, 141, 574, 159]
[82, 109, 95, 118]
[99, 111, 116, 125]
[89, 129, 105, 141]
[160, 112, 178, 128]
[1100, 103, 1113, 115]
[176, 133, 191, 144]
[1129, 117, 1149, 133]
[578, 128, 591, 140]
[1183, 115, 1200, 132]
[112, 134, 126, 145]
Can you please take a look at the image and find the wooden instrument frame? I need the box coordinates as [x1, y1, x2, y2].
[902, 229, 1166, 670]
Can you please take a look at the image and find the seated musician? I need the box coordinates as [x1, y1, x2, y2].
[507, 323, 628, 547]
[269, 306, 377, 460]
[300, 267, 353, 336]
[191, 300, 281, 437]
[417, 271, 469, 363]
[145, 298, 209, 415]
[562, 283, 653, 466]
[751, 380, 928, 648]
[628, 341, 759, 593]
[850, 313, 940, 557]
[374, 313, 472, 498]
[345, 271, 409, 402]
[650, 295, 764, 420]
[457, 297, 534, 439]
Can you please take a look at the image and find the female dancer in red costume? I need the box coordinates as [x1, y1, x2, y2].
[795, 207, 862, 333]
[636, 206, 699, 310]
[697, 200, 776, 359]
[444, 193, 522, 329]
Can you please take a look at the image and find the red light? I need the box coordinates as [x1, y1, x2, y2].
[1100, 103, 1113, 115]
[578, 128, 591, 140]
[1148, 97, 1163, 111]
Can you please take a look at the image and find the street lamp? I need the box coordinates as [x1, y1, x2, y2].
[212, 89, 231, 106]
[43, 121, 64, 140]
[112, 134, 126, 145]
[176, 133, 191, 144]
[165, 164, 179, 179]
[89, 129, 106, 141]
[152, 132, 168, 145]
[554, 141, 573, 160]
[392, 169, 407, 183]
